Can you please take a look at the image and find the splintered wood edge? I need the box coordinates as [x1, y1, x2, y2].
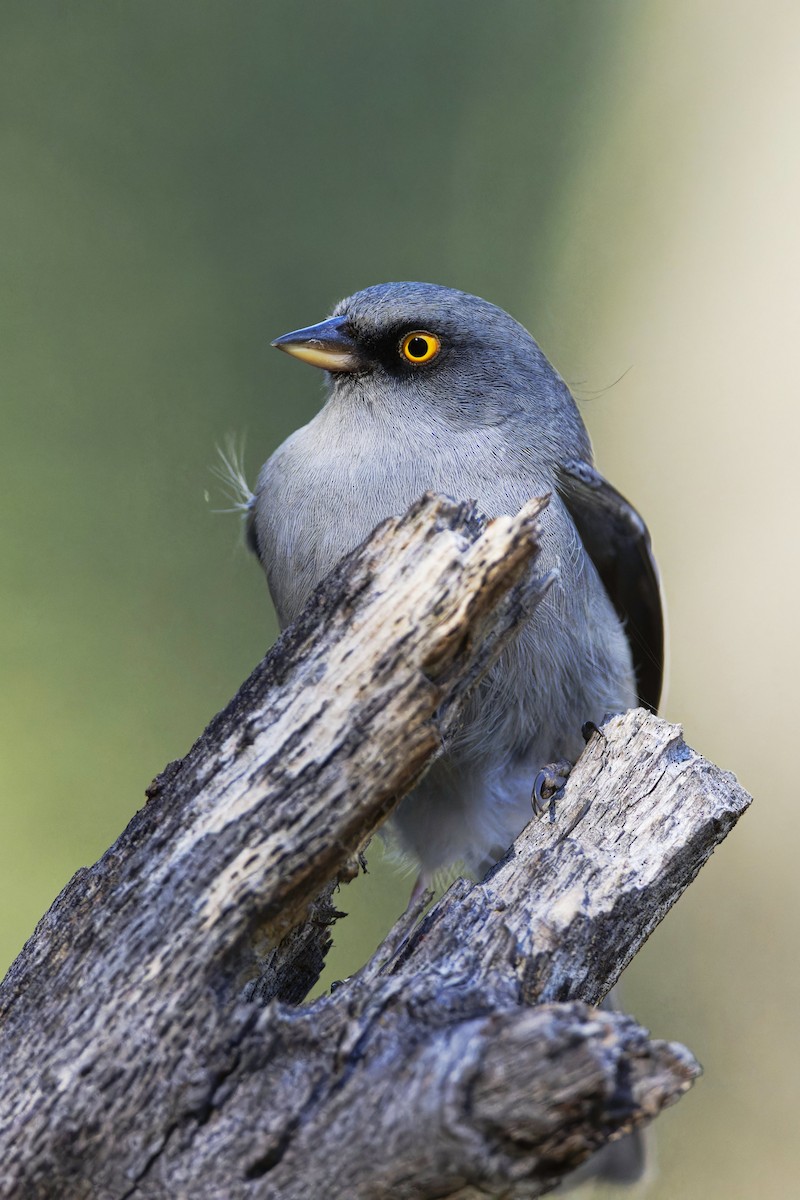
[383, 708, 752, 1005]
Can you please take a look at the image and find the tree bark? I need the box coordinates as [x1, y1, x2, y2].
[0, 494, 751, 1199]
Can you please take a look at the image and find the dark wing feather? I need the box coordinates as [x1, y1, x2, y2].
[245, 500, 260, 558]
[557, 459, 664, 713]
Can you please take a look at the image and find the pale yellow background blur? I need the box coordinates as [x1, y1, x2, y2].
[2, 2, 797, 1196]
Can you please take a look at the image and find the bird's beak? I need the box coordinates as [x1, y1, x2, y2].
[271, 315, 364, 373]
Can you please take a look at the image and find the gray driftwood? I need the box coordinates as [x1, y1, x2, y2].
[0, 494, 751, 1199]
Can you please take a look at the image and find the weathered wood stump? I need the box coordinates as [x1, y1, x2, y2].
[0, 494, 751, 1198]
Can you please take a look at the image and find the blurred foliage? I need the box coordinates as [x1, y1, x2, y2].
[1, 1, 798, 1196]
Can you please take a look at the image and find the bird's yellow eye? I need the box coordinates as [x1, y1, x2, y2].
[400, 331, 440, 364]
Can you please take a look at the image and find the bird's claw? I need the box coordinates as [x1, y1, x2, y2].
[531, 759, 573, 821]
[581, 719, 605, 744]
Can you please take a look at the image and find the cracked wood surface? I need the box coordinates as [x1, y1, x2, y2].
[0, 493, 751, 1199]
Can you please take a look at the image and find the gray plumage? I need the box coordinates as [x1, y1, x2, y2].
[249, 282, 663, 882]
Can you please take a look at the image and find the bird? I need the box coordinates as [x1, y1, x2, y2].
[245, 281, 663, 890]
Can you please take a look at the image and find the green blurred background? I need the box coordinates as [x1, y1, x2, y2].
[2, 1, 797, 1194]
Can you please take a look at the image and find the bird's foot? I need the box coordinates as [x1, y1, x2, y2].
[408, 872, 433, 910]
[531, 759, 573, 821]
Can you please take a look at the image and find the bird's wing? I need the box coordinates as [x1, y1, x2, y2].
[556, 458, 664, 713]
[244, 501, 260, 558]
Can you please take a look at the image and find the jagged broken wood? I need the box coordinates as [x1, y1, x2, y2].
[0, 494, 751, 1199]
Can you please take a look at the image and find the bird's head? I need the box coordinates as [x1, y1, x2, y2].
[272, 281, 584, 438]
